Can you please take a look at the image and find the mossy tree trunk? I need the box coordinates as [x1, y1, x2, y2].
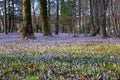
[40, 0, 51, 36]
[21, 0, 35, 39]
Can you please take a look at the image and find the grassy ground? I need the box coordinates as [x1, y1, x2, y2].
[0, 33, 120, 79]
[0, 43, 120, 80]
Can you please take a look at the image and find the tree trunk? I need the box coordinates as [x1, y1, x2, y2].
[90, 0, 100, 36]
[89, 0, 96, 33]
[61, 0, 64, 33]
[55, 0, 59, 35]
[48, 0, 50, 19]
[99, 0, 108, 38]
[90, 0, 109, 38]
[40, 0, 51, 36]
[4, 0, 8, 34]
[78, 0, 81, 34]
[11, 0, 15, 32]
[21, 0, 35, 39]
[32, 1, 36, 33]
[8, 0, 11, 32]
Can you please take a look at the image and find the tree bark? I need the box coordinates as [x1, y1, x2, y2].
[61, 0, 64, 33]
[99, 0, 108, 38]
[11, 0, 15, 32]
[89, 0, 96, 32]
[40, 0, 51, 36]
[4, 0, 8, 34]
[78, 0, 81, 34]
[21, 0, 35, 39]
[90, 0, 108, 38]
[55, 0, 59, 35]
[8, 0, 11, 32]
[48, 0, 50, 19]
[90, 0, 100, 36]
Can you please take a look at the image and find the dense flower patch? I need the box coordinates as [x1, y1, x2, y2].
[0, 43, 120, 79]
[0, 33, 120, 79]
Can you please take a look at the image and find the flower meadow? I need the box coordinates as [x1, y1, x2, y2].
[0, 33, 120, 80]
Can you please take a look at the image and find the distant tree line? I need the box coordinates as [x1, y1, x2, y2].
[0, 0, 119, 39]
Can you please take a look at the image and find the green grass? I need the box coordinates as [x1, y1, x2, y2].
[0, 43, 120, 79]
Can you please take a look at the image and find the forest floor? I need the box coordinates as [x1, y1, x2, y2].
[0, 33, 120, 79]
[0, 32, 120, 45]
